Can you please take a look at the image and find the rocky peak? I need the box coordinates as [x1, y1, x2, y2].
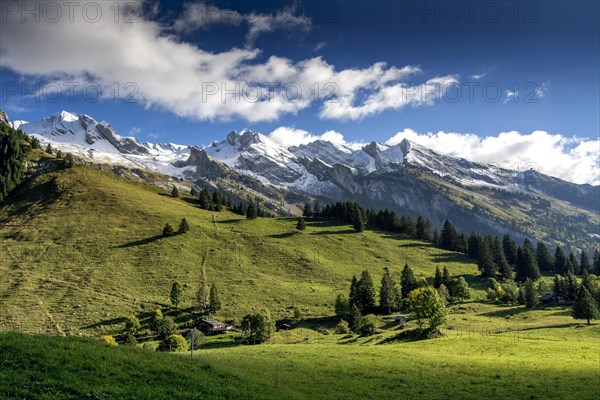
[0, 109, 10, 126]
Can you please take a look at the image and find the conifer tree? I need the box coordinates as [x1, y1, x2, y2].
[162, 223, 174, 237]
[178, 218, 189, 234]
[477, 237, 497, 277]
[492, 236, 512, 280]
[553, 246, 568, 275]
[572, 286, 599, 325]
[313, 201, 321, 218]
[55, 149, 63, 159]
[349, 304, 362, 331]
[198, 188, 211, 209]
[356, 270, 376, 312]
[302, 203, 313, 218]
[440, 219, 458, 251]
[170, 186, 179, 198]
[211, 190, 222, 211]
[442, 266, 451, 288]
[415, 215, 432, 241]
[594, 249, 600, 275]
[400, 263, 417, 299]
[170, 281, 183, 309]
[568, 252, 580, 275]
[349, 276, 359, 307]
[536, 242, 555, 272]
[516, 239, 540, 281]
[334, 293, 351, 320]
[379, 267, 399, 314]
[45, 143, 53, 155]
[190, 187, 198, 197]
[502, 234, 518, 267]
[434, 266, 443, 289]
[246, 202, 257, 219]
[63, 153, 74, 168]
[580, 251, 592, 274]
[208, 283, 221, 315]
[467, 231, 481, 260]
[353, 207, 365, 232]
[296, 216, 306, 231]
[524, 278, 538, 308]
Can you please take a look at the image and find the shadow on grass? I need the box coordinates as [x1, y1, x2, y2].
[477, 306, 528, 318]
[311, 229, 356, 235]
[114, 235, 165, 248]
[267, 232, 298, 239]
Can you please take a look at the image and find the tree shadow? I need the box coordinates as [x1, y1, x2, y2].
[477, 306, 528, 318]
[267, 232, 297, 239]
[311, 229, 356, 235]
[114, 235, 164, 248]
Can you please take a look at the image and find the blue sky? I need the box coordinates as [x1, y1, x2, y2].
[0, 1, 599, 183]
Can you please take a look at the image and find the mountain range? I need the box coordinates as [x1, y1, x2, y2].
[6, 110, 599, 249]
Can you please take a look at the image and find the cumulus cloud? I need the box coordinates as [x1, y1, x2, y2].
[386, 129, 599, 185]
[173, 1, 311, 47]
[268, 127, 362, 150]
[0, 1, 453, 123]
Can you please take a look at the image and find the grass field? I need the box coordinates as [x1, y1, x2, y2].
[1, 304, 598, 400]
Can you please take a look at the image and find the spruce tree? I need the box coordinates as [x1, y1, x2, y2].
[467, 232, 481, 260]
[246, 203, 257, 219]
[349, 276, 359, 307]
[356, 270, 376, 313]
[477, 237, 497, 277]
[568, 253, 580, 275]
[63, 153, 74, 168]
[353, 208, 365, 232]
[553, 246, 568, 275]
[349, 304, 362, 331]
[440, 219, 458, 251]
[162, 223, 174, 237]
[536, 242, 554, 272]
[208, 283, 221, 315]
[415, 215, 432, 242]
[572, 286, 599, 325]
[516, 239, 540, 281]
[400, 263, 417, 299]
[171, 186, 179, 198]
[593, 249, 600, 275]
[199, 188, 211, 209]
[313, 201, 321, 218]
[45, 143, 53, 155]
[580, 251, 592, 274]
[177, 218, 189, 234]
[212, 190, 222, 211]
[434, 266, 443, 289]
[492, 236, 512, 280]
[302, 203, 313, 218]
[190, 187, 198, 197]
[296, 217, 306, 231]
[379, 267, 399, 314]
[55, 149, 63, 159]
[170, 281, 183, 309]
[502, 234, 518, 267]
[524, 278, 538, 308]
[442, 266, 451, 288]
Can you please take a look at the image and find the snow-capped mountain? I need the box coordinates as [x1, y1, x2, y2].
[8, 110, 599, 247]
[16, 111, 192, 176]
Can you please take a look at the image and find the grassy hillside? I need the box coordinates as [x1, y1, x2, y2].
[0, 162, 478, 335]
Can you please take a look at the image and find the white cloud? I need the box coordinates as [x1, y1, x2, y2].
[173, 1, 310, 47]
[0, 1, 452, 124]
[535, 82, 550, 98]
[386, 129, 599, 185]
[470, 72, 488, 80]
[268, 127, 362, 150]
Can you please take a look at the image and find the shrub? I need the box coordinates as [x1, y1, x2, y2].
[102, 335, 117, 346]
[158, 334, 188, 352]
[188, 328, 204, 350]
[335, 320, 351, 334]
[157, 316, 178, 339]
[124, 315, 141, 336]
[357, 314, 378, 336]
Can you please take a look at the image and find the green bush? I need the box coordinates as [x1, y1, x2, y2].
[357, 314, 378, 336]
[158, 334, 188, 352]
[335, 320, 350, 334]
